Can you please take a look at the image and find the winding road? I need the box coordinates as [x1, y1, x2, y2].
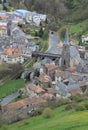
[47, 32, 60, 53]
[1, 91, 19, 106]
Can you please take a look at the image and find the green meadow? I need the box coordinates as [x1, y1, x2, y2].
[69, 19, 88, 35]
[1, 105, 88, 130]
[0, 79, 25, 99]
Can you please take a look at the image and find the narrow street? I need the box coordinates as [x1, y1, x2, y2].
[1, 91, 20, 106]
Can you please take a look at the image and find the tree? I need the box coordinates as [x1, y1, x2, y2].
[0, 4, 3, 10]
[34, 69, 40, 77]
[38, 27, 44, 38]
[42, 107, 54, 119]
[48, 82, 52, 88]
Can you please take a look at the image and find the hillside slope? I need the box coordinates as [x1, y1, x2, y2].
[1, 106, 88, 130]
[8, 0, 88, 23]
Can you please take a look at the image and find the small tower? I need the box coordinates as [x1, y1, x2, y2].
[61, 29, 70, 68]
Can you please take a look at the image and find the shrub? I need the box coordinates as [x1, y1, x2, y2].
[57, 98, 71, 106]
[76, 104, 86, 111]
[23, 121, 29, 126]
[42, 107, 54, 119]
[65, 102, 77, 111]
[35, 108, 43, 115]
[84, 103, 88, 110]
[70, 94, 82, 102]
[48, 98, 71, 109]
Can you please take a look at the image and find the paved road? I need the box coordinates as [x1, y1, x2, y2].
[47, 32, 60, 54]
[1, 91, 19, 106]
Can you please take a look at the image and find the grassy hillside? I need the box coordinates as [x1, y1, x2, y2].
[67, 0, 88, 22]
[1, 105, 88, 130]
[8, 0, 88, 36]
[0, 79, 25, 99]
[69, 20, 88, 35]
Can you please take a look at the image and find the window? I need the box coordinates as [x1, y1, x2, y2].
[64, 60, 66, 65]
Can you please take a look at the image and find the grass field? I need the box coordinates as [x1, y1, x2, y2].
[0, 79, 25, 99]
[1, 105, 88, 130]
[69, 19, 88, 36]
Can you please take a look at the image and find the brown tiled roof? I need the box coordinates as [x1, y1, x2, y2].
[66, 67, 76, 72]
[3, 48, 20, 55]
[45, 64, 58, 71]
[4, 99, 28, 111]
[7, 54, 21, 58]
[0, 15, 8, 19]
[27, 83, 45, 93]
[3, 97, 47, 112]
[69, 88, 83, 96]
[0, 25, 6, 29]
[42, 93, 54, 99]
[38, 73, 52, 83]
[55, 70, 71, 80]
[79, 80, 87, 87]
[55, 71, 65, 77]
[46, 88, 56, 93]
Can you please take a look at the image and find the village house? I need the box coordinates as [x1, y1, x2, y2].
[26, 83, 45, 97]
[78, 46, 86, 59]
[14, 9, 46, 26]
[55, 73, 88, 98]
[69, 88, 83, 96]
[6, 54, 24, 64]
[44, 64, 58, 80]
[0, 22, 7, 37]
[22, 47, 31, 58]
[39, 64, 58, 79]
[82, 34, 88, 43]
[85, 50, 88, 59]
[1, 48, 24, 64]
[0, 11, 8, 22]
[42, 87, 56, 99]
[76, 62, 88, 73]
[12, 16, 25, 25]
[55, 69, 71, 83]
[41, 93, 54, 100]
[2, 97, 47, 123]
[35, 73, 52, 88]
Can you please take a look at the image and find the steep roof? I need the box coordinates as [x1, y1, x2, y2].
[27, 83, 45, 94]
[45, 64, 58, 71]
[38, 73, 52, 83]
[69, 88, 83, 96]
[64, 28, 69, 45]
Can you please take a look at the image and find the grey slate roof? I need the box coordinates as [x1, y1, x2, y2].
[67, 83, 80, 90]
[57, 82, 68, 96]
[41, 57, 53, 65]
[64, 28, 69, 45]
[57, 81, 80, 96]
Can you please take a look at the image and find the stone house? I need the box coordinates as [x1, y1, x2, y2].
[0, 22, 7, 37]
[35, 73, 52, 88]
[1, 48, 24, 64]
[26, 83, 45, 97]
[2, 97, 47, 123]
[55, 69, 71, 83]
[40, 64, 58, 81]
[82, 34, 88, 43]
